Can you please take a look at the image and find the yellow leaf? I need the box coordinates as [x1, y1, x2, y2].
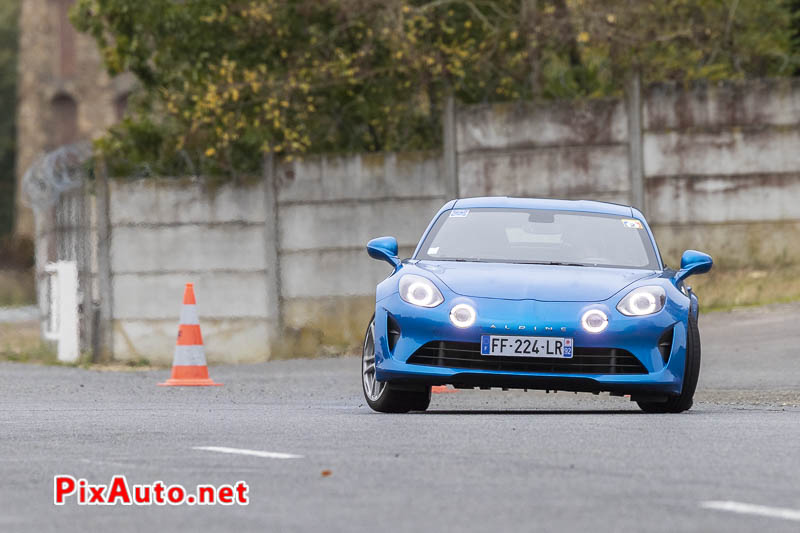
[577, 31, 590, 43]
[205, 147, 216, 157]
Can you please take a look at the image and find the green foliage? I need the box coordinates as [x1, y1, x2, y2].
[0, 0, 19, 233]
[71, 0, 799, 177]
[790, 0, 800, 74]
[569, 0, 798, 83]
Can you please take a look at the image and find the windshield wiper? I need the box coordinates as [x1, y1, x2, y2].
[434, 258, 587, 266]
[521, 261, 588, 267]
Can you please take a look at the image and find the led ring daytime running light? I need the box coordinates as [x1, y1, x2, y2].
[581, 309, 608, 333]
[406, 281, 435, 307]
[631, 291, 657, 315]
[616, 286, 666, 316]
[398, 274, 444, 308]
[450, 304, 477, 328]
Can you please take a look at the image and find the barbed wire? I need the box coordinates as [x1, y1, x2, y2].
[21, 142, 93, 211]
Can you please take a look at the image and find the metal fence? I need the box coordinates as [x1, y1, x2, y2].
[22, 142, 98, 359]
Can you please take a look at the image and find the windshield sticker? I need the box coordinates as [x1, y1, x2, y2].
[427, 247, 440, 255]
[621, 219, 643, 229]
[449, 209, 469, 218]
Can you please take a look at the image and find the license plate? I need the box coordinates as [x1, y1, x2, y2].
[480, 335, 573, 358]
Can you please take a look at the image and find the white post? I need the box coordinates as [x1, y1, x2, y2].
[43, 261, 80, 363]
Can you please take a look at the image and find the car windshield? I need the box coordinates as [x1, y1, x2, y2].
[416, 208, 660, 269]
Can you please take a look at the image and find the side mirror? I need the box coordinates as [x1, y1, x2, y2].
[367, 236, 400, 268]
[674, 250, 713, 284]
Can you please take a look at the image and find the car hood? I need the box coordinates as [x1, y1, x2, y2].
[415, 261, 658, 302]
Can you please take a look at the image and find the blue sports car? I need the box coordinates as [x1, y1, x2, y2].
[362, 197, 713, 413]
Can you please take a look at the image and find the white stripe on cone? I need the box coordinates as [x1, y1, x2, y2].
[173, 345, 207, 366]
[179, 304, 200, 325]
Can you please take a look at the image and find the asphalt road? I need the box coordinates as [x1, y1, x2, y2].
[1, 303, 799, 532]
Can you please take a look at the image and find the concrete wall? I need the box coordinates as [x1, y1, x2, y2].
[275, 151, 449, 355]
[455, 77, 800, 268]
[41, 77, 800, 362]
[105, 179, 276, 364]
[457, 98, 631, 204]
[100, 152, 448, 363]
[642, 78, 800, 267]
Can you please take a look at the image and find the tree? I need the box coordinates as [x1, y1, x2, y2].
[72, 0, 798, 177]
[790, 0, 800, 75]
[0, 0, 19, 234]
[569, 0, 798, 86]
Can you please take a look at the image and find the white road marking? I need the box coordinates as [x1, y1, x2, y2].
[193, 446, 303, 459]
[701, 501, 800, 522]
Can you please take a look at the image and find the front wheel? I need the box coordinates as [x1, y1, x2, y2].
[362, 318, 431, 413]
[637, 313, 701, 413]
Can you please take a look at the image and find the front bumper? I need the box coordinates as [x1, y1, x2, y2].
[373, 292, 690, 397]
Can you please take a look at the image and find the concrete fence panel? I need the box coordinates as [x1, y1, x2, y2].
[642, 78, 800, 266]
[106, 179, 276, 363]
[458, 145, 631, 200]
[457, 99, 628, 151]
[275, 151, 448, 354]
[278, 151, 447, 202]
[109, 179, 267, 225]
[644, 129, 800, 178]
[643, 79, 800, 131]
[457, 98, 632, 204]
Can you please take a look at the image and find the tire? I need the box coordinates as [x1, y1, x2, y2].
[637, 312, 701, 413]
[408, 388, 432, 411]
[361, 317, 431, 413]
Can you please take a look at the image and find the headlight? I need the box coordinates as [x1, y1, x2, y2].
[450, 304, 476, 328]
[581, 309, 608, 333]
[617, 286, 666, 316]
[399, 274, 444, 308]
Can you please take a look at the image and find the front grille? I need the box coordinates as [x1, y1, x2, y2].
[407, 341, 647, 374]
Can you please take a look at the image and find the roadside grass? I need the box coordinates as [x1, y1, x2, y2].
[0, 321, 158, 369]
[0, 269, 35, 307]
[691, 265, 800, 312]
[0, 321, 63, 365]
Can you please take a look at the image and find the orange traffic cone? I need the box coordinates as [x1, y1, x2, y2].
[158, 283, 222, 387]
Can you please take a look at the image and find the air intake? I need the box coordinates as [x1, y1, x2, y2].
[658, 327, 674, 364]
[408, 341, 647, 375]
